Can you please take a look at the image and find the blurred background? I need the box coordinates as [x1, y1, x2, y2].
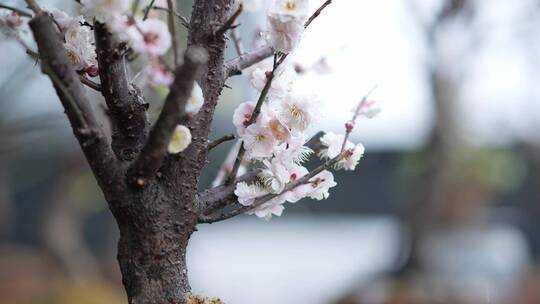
[1, 0, 540, 303]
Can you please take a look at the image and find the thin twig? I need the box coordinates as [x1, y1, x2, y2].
[24, 0, 41, 14]
[216, 3, 243, 36]
[226, 55, 280, 184]
[153, 6, 189, 28]
[208, 134, 236, 151]
[0, 3, 32, 17]
[129, 47, 207, 187]
[230, 26, 245, 56]
[142, 0, 156, 21]
[166, 0, 178, 67]
[340, 85, 378, 151]
[80, 76, 102, 92]
[199, 150, 349, 223]
[304, 0, 332, 28]
[225, 46, 274, 76]
[198, 131, 326, 216]
[224, 0, 334, 77]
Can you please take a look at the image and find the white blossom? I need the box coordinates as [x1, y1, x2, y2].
[232, 101, 272, 136]
[279, 93, 320, 133]
[282, 164, 310, 203]
[128, 18, 171, 57]
[319, 132, 365, 171]
[64, 43, 87, 71]
[340, 143, 365, 170]
[273, 135, 312, 164]
[144, 61, 174, 87]
[233, 101, 256, 136]
[259, 158, 291, 193]
[250, 62, 297, 100]
[246, 195, 286, 220]
[243, 121, 278, 159]
[307, 170, 337, 200]
[319, 132, 344, 159]
[268, 118, 291, 143]
[0, 9, 27, 36]
[269, 0, 310, 21]
[81, 0, 130, 25]
[234, 182, 268, 206]
[63, 16, 98, 76]
[50, 9, 73, 31]
[168, 125, 192, 154]
[265, 15, 304, 53]
[186, 83, 204, 115]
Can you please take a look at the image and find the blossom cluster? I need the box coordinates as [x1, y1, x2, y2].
[1, 0, 382, 220]
[79, 0, 203, 153]
[80, 0, 174, 85]
[228, 0, 379, 220]
[51, 9, 98, 77]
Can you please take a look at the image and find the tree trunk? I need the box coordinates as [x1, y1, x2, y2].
[112, 182, 199, 304]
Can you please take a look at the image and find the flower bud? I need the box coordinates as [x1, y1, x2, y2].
[85, 65, 99, 77]
[345, 121, 354, 132]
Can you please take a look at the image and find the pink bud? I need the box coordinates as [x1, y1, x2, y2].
[265, 71, 273, 79]
[345, 121, 354, 132]
[85, 65, 99, 77]
[6, 12, 22, 28]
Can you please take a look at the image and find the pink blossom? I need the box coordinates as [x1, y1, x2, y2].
[129, 18, 171, 57]
[145, 62, 174, 87]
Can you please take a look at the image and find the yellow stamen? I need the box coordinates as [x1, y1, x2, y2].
[286, 1, 296, 10]
[290, 105, 302, 117]
[67, 50, 79, 65]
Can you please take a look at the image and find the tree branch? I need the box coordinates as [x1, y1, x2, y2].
[226, 55, 279, 184]
[0, 3, 32, 17]
[79, 76, 101, 91]
[94, 22, 148, 161]
[129, 47, 207, 187]
[208, 134, 235, 151]
[304, 0, 332, 28]
[341, 85, 377, 151]
[197, 169, 261, 215]
[25, 0, 41, 14]
[198, 131, 325, 216]
[224, 0, 334, 77]
[230, 26, 245, 56]
[166, 0, 178, 67]
[224, 46, 274, 77]
[216, 3, 242, 37]
[28, 10, 118, 192]
[199, 150, 348, 223]
[142, 0, 156, 21]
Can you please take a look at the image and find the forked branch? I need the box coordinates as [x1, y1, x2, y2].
[129, 47, 208, 187]
[199, 149, 349, 223]
[27, 8, 117, 188]
[224, 0, 334, 77]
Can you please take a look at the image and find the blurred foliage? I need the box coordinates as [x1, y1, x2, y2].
[398, 148, 527, 198]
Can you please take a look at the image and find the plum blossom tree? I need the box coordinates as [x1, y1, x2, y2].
[0, 0, 380, 302]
